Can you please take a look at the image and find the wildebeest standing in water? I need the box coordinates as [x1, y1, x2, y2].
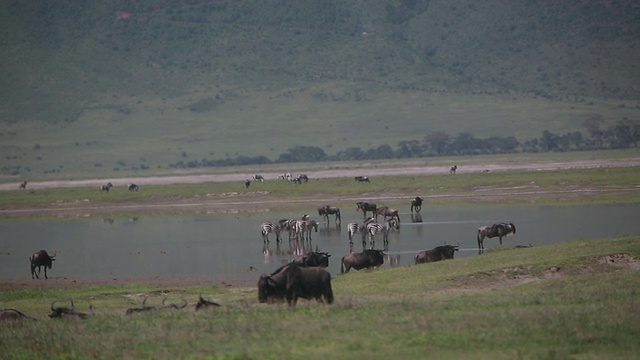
[356, 202, 377, 220]
[477, 222, 517, 251]
[258, 264, 333, 306]
[341, 249, 385, 273]
[376, 206, 400, 222]
[415, 244, 459, 264]
[30, 250, 55, 279]
[410, 196, 423, 213]
[318, 205, 341, 224]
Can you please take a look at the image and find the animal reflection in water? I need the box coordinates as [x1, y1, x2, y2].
[411, 213, 423, 223]
[477, 222, 516, 253]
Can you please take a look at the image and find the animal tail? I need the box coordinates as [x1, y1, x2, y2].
[340, 260, 345, 274]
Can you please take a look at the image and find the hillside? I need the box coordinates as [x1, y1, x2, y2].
[0, 0, 639, 179]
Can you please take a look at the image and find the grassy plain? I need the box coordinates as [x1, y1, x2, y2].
[1, 154, 640, 358]
[1, 236, 639, 359]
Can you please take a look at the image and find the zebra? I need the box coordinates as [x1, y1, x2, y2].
[293, 219, 319, 241]
[450, 165, 457, 174]
[253, 175, 265, 182]
[128, 183, 139, 191]
[365, 218, 400, 248]
[261, 222, 283, 244]
[347, 217, 375, 244]
[100, 182, 113, 192]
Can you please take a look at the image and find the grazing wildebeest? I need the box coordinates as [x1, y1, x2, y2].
[257, 264, 333, 306]
[19, 181, 27, 190]
[0, 309, 36, 321]
[450, 165, 457, 174]
[128, 183, 139, 191]
[318, 205, 341, 224]
[411, 196, 423, 213]
[354, 176, 370, 182]
[356, 202, 377, 220]
[195, 295, 221, 310]
[376, 206, 400, 222]
[48, 300, 94, 319]
[99, 182, 113, 192]
[253, 174, 265, 182]
[415, 244, 460, 264]
[293, 251, 331, 267]
[341, 249, 385, 273]
[477, 222, 517, 250]
[30, 250, 55, 279]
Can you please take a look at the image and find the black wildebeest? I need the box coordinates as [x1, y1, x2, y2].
[30, 250, 55, 279]
[356, 201, 377, 220]
[99, 182, 113, 192]
[128, 183, 139, 191]
[477, 222, 517, 250]
[48, 300, 94, 319]
[450, 165, 457, 174]
[0, 309, 36, 321]
[415, 244, 460, 264]
[293, 251, 331, 267]
[411, 196, 423, 213]
[318, 205, 341, 224]
[195, 295, 221, 310]
[341, 249, 385, 273]
[257, 264, 333, 306]
[19, 181, 27, 190]
[376, 206, 400, 222]
[354, 176, 370, 182]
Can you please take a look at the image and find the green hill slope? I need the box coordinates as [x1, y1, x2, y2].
[0, 0, 638, 179]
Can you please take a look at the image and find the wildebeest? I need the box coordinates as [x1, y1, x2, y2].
[341, 249, 385, 273]
[0, 309, 36, 321]
[30, 250, 55, 279]
[257, 264, 333, 306]
[245, 179, 251, 188]
[128, 183, 139, 191]
[411, 196, 423, 213]
[477, 222, 517, 250]
[195, 295, 221, 310]
[415, 244, 460, 264]
[318, 205, 341, 224]
[99, 182, 113, 192]
[293, 251, 331, 267]
[48, 300, 94, 319]
[354, 176, 370, 182]
[253, 174, 265, 182]
[298, 174, 309, 182]
[376, 206, 400, 222]
[19, 181, 27, 190]
[356, 202, 377, 220]
[450, 165, 457, 174]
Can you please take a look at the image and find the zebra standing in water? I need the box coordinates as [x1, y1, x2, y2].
[260, 222, 283, 244]
[347, 217, 375, 244]
[293, 219, 319, 241]
[365, 218, 400, 248]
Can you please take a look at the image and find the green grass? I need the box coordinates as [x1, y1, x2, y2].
[2, 236, 639, 359]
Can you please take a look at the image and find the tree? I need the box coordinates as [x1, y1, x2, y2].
[424, 131, 450, 156]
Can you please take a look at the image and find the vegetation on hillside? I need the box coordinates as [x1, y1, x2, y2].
[0, 1, 638, 178]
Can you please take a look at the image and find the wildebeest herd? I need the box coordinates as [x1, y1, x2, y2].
[12, 174, 523, 313]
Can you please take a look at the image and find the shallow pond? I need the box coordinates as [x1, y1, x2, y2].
[2, 203, 639, 283]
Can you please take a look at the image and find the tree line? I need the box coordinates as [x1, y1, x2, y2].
[169, 118, 639, 169]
